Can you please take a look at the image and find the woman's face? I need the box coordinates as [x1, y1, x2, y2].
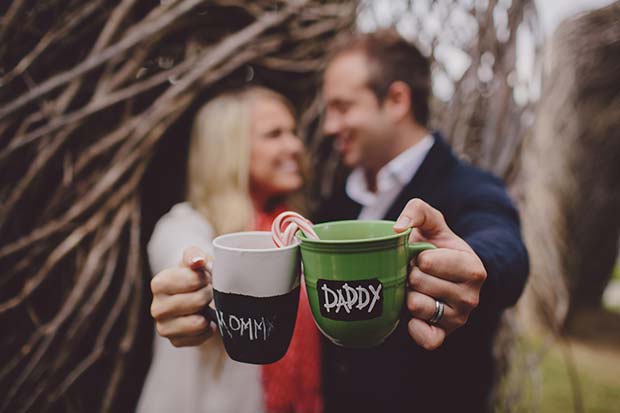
[249, 96, 303, 201]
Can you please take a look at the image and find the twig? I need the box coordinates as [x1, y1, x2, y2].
[48, 245, 121, 401]
[0, 166, 143, 312]
[101, 205, 142, 412]
[0, 201, 133, 410]
[0, 1, 105, 87]
[0, 124, 77, 231]
[0, 55, 196, 159]
[0, 0, 27, 46]
[0, 0, 205, 120]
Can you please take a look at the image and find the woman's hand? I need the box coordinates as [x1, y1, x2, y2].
[150, 246, 216, 347]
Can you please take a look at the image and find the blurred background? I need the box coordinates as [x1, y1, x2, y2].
[0, 0, 618, 411]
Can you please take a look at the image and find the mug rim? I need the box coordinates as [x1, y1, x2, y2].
[296, 220, 412, 245]
[213, 230, 300, 252]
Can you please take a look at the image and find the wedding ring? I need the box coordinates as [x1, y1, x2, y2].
[428, 299, 445, 325]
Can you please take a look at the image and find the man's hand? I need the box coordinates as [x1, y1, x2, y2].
[150, 246, 216, 347]
[394, 199, 487, 351]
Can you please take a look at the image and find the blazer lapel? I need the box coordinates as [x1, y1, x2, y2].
[383, 131, 458, 221]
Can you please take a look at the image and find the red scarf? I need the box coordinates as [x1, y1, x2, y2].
[253, 205, 323, 413]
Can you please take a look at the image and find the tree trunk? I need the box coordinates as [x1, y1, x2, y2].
[520, 2, 620, 331]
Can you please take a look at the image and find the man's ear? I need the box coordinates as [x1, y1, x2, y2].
[383, 81, 413, 123]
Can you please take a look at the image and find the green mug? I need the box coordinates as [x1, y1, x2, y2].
[297, 220, 435, 348]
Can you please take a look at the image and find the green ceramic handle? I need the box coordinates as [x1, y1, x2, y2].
[407, 242, 436, 258]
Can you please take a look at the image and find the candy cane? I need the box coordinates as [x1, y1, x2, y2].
[282, 214, 318, 240]
[271, 211, 319, 247]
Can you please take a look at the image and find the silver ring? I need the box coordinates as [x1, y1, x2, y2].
[428, 300, 444, 325]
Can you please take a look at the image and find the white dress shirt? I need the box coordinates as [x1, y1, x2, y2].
[346, 135, 435, 220]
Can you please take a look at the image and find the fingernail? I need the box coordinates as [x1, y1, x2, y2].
[190, 255, 204, 265]
[394, 216, 411, 230]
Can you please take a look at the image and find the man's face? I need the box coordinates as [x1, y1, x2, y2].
[322, 52, 392, 171]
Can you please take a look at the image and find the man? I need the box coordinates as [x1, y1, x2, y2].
[314, 30, 528, 412]
[150, 30, 528, 412]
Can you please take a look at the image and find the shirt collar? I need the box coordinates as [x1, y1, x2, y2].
[346, 134, 435, 206]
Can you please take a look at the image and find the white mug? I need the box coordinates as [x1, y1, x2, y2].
[204, 231, 301, 364]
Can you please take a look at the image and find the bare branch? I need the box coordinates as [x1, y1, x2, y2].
[0, 0, 205, 120]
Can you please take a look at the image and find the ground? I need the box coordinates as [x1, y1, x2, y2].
[541, 336, 620, 412]
[540, 277, 620, 413]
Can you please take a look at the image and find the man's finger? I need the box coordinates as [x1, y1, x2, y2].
[408, 267, 461, 304]
[151, 286, 213, 320]
[407, 290, 474, 332]
[393, 198, 449, 237]
[407, 317, 446, 351]
[406, 290, 455, 321]
[415, 249, 486, 283]
[151, 267, 207, 295]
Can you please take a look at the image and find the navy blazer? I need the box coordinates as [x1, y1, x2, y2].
[315, 132, 529, 413]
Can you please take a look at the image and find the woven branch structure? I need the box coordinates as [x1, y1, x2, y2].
[0, 1, 354, 411]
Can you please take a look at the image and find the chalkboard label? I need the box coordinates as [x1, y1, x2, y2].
[317, 279, 383, 321]
[210, 287, 299, 364]
[215, 311, 276, 342]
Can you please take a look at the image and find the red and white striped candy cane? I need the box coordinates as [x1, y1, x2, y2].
[271, 211, 319, 247]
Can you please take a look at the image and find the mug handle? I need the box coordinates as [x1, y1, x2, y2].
[200, 260, 218, 323]
[407, 242, 436, 258]
[202, 303, 218, 323]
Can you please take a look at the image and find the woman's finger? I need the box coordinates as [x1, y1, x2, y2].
[151, 286, 213, 320]
[155, 314, 209, 339]
[169, 330, 214, 348]
[151, 267, 208, 295]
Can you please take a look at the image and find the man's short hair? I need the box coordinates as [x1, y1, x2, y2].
[326, 29, 431, 126]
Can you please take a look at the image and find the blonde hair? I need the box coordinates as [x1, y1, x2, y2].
[187, 86, 299, 372]
[187, 86, 297, 236]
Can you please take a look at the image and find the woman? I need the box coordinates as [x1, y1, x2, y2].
[138, 87, 321, 413]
